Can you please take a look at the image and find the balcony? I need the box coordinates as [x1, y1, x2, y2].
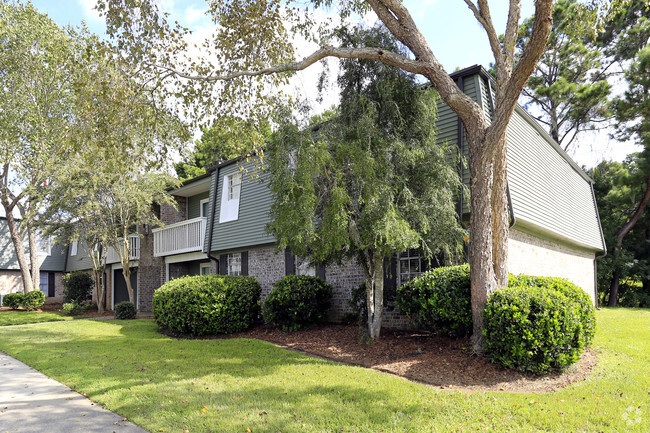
[153, 217, 207, 257]
[106, 235, 141, 264]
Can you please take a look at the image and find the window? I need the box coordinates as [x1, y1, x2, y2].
[39, 273, 48, 294]
[295, 256, 315, 276]
[227, 253, 241, 276]
[36, 236, 51, 256]
[219, 172, 242, 223]
[398, 249, 429, 285]
[70, 241, 78, 256]
[228, 172, 241, 201]
[200, 263, 211, 276]
[200, 198, 209, 218]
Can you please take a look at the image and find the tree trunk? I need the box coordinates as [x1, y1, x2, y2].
[4, 213, 34, 293]
[491, 136, 509, 288]
[468, 135, 499, 353]
[27, 225, 40, 293]
[362, 251, 384, 340]
[93, 268, 105, 313]
[607, 266, 621, 307]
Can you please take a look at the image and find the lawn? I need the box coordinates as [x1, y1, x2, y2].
[0, 309, 647, 432]
[0, 310, 72, 326]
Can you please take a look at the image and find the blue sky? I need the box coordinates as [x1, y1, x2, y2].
[28, 0, 638, 166]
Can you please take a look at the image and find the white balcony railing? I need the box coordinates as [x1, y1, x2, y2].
[152, 217, 207, 257]
[106, 235, 141, 264]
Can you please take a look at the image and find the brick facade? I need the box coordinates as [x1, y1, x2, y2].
[0, 270, 65, 304]
[247, 246, 285, 297]
[160, 196, 187, 225]
[508, 228, 597, 303]
[136, 228, 163, 312]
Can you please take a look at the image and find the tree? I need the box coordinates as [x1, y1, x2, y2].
[517, 0, 611, 151]
[99, 0, 631, 350]
[174, 119, 271, 181]
[0, 1, 81, 293]
[267, 26, 465, 339]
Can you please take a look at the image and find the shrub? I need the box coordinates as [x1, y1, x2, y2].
[22, 290, 45, 311]
[508, 275, 596, 347]
[115, 301, 137, 320]
[153, 275, 262, 336]
[262, 275, 333, 331]
[3, 293, 24, 309]
[62, 271, 94, 303]
[62, 301, 85, 316]
[483, 283, 593, 373]
[395, 264, 472, 337]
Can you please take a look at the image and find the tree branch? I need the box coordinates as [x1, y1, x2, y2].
[463, 0, 503, 65]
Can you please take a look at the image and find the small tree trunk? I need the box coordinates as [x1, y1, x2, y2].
[491, 137, 509, 288]
[5, 213, 34, 293]
[468, 136, 499, 353]
[93, 268, 105, 313]
[27, 225, 40, 293]
[607, 266, 621, 307]
[364, 252, 384, 340]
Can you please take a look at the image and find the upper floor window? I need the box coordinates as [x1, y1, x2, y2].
[219, 172, 242, 223]
[227, 253, 241, 276]
[70, 241, 78, 256]
[200, 198, 209, 218]
[36, 236, 51, 256]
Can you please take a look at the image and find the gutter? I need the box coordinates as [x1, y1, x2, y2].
[206, 166, 221, 270]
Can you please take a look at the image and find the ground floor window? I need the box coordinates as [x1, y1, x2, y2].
[398, 249, 430, 286]
[200, 263, 211, 276]
[39, 273, 48, 294]
[227, 253, 241, 276]
[295, 256, 316, 276]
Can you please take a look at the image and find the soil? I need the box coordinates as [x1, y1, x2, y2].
[226, 323, 598, 394]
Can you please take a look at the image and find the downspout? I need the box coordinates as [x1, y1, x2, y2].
[591, 179, 607, 308]
[206, 166, 221, 270]
[486, 77, 516, 228]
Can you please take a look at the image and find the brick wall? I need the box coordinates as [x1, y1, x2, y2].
[247, 246, 285, 297]
[160, 196, 187, 225]
[0, 270, 66, 304]
[136, 227, 163, 312]
[508, 228, 597, 303]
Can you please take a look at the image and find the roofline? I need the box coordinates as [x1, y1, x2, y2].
[206, 154, 249, 173]
[450, 64, 594, 185]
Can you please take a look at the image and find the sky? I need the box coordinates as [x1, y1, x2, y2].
[29, 0, 641, 168]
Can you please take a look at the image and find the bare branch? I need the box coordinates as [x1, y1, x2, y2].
[502, 0, 522, 72]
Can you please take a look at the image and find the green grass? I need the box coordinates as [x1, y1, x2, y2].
[0, 310, 72, 326]
[0, 309, 648, 432]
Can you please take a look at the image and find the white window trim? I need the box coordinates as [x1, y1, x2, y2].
[36, 236, 52, 256]
[200, 262, 212, 276]
[397, 250, 426, 286]
[219, 173, 241, 223]
[227, 253, 242, 276]
[70, 241, 78, 256]
[200, 198, 210, 218]
[295, 256, 316, 276]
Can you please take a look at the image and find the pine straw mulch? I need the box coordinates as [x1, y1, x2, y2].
[222, 323, 598, 394]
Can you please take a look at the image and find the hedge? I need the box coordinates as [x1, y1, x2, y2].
[153, 275, 261, 336]
[262, 275, 333, 331]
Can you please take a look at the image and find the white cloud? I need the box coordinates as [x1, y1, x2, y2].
[77, 0, 102, 25]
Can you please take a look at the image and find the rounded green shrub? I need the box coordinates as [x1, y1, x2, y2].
[153, 275, 262, 336]
[62, 301, 85, 316]
[483, 284, 592, 373]
[22, 290, 45, 311]
[3, 292, 24, 309]
[395, 264, 471, 337]
[62, 271, 94, 303]
[508, 275, 596, 347]
[115, 301, 137, 320]
[262, 275, 333, 331]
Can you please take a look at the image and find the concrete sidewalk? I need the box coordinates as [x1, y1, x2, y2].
[0, 352, 148, 433]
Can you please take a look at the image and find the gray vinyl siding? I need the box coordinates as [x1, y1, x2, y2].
[187, 191, 210, 219]
[507, 107, 604, 250]
[65, 241, 94, 272]
[205, 159, 275, 254]
[0, 218, 67, 271]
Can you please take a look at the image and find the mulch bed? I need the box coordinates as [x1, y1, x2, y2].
[225, 323, 598, 394]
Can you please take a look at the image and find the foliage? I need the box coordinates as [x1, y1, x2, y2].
[153, 275, 261, 336]
[508, 275, 596, 346]
[115, 301, 137, 320]
[483, 280, 595, 373]
[22, 290, 45, 311]
[396, 265, 472, 337]
[62, 271, 94, 303]
[517, 0, 611, 150]
[262, 275, 333, 331]
[62, 302, 86, 316]
[344, 281, 397, 327]
[267, 25, 464, 339]
[618, 281, 650, 307]
[2, 293, 24, 310]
